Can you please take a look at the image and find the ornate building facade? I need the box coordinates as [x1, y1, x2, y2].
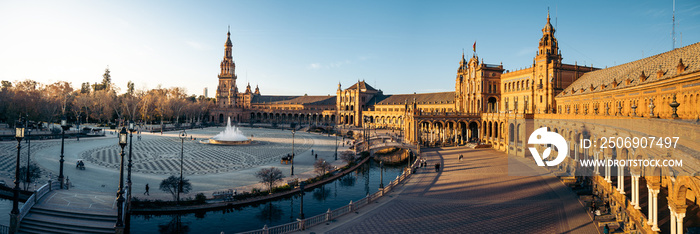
[212, 14, 700, 232]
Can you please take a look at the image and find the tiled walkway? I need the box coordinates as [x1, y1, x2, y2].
[304, 147, 598, 234]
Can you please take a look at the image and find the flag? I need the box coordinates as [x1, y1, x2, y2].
[472, 41, 476, 52]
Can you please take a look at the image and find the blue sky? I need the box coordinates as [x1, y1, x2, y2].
[1, 0, 698, 97]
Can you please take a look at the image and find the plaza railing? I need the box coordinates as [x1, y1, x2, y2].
[0, 224, 8, 234]
[18, 180, 61, 222]
[238, 158, 420, 234]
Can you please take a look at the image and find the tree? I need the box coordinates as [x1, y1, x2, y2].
[80, 82, 91, 94]
[314, 159, 333, 176]
[160, 175, 192, 201]
[1, 80, 11, 91]
[19, 163, 42, 190]
[254, 167, 284, 193]
[126, 81, 135, 96]
[102, 68, 111, 90]
[340, 151, 357, 165]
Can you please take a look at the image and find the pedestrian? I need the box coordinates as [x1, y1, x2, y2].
[315, 154, 318, 159]
[144, 184, 150, 195]
[434, 163, 440, 172]
[459, 154, 463, 161]
[65, 177, 70, 190]
[311, 149, 314, 155]
[603, 224, 609, 234]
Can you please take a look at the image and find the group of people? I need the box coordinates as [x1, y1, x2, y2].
[416, 158, 440, 172]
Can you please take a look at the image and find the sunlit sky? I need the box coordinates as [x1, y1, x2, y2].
[1, 1, 698, 97]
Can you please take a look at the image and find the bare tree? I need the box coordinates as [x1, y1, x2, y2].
[314, 159, 333, 176]
[340, 151, 357, 165]
[159, 175, 192, 201]
[254, 167, 284, 193]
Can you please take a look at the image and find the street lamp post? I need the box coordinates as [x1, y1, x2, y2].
[291, 129, 295, 176]
[299, 181, 305, 219]
[59, 117, 70, 189]
[12, 119, 25, 215]
[25, 117, 31, 190]
[334, 125, 338, 161]
[178, 130, 187, 204]
[127, 121, 135, 204]
[115, 127, 128, 230]
[379, 161, 384, 188]
[9, 119, 25, 233]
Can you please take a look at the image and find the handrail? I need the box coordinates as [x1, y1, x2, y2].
[18, 181, 61, 222]
[238, 157, 420, 234]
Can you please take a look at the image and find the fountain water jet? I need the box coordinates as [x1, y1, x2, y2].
[205, 117, 252, 145]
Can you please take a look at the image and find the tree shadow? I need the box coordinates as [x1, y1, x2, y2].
[158, 214, 190, 234]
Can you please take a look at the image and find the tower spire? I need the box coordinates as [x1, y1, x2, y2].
[219, 29, 236, 78]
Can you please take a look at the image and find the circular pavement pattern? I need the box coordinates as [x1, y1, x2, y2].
[80, 128, 313, 175]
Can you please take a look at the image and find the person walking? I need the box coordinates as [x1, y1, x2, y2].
[434, 163, 440, 172]
[603, 224, 609, 234]
[144, 184, 150, 195]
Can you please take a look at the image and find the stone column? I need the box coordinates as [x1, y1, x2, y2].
[605, 158, 612, 183]
[647, 185, 653, 225]
[632, 175, 641, 209]
[618, 166, 625, 194]
[647, 188, 660, 231]
[676, 212, 685, 234]
[669, 207, 677, 234]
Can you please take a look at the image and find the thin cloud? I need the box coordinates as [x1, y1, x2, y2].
[308, 63, 321, 70]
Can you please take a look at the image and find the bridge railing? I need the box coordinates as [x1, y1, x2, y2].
[238, 157, 420, 234]
[0, 224, 8, 234]
[19, 180, 61, 222]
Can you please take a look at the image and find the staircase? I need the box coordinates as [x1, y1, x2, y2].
[17, 205, 116, 234]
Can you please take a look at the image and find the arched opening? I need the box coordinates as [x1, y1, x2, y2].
[469, 121, 479, 142]
[509, 123, 515, 143]
[488, 97, 498, 113]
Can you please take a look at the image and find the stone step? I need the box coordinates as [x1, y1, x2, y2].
[31, 207, 116, 222]
[23, 212, 116, 229]
[18, 205, 117, 234]
[18, 218, 114, 234]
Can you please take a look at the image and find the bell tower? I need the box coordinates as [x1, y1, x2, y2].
[216, 28, 238, 107]
[536, 10, 561, 63]
[534, 11, 562, 113]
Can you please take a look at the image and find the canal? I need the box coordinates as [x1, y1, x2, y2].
[130, 160, 405, 233]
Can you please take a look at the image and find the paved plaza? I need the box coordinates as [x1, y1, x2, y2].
[304, 147, 598, 234]
[0, 126, 348, 200]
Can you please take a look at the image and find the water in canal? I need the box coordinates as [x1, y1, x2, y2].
[130, 160, 405, 233]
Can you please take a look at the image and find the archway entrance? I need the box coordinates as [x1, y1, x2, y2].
[468, 121, 479, 142]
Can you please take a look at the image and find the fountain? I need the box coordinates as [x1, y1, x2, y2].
[204, 117, 252, 145]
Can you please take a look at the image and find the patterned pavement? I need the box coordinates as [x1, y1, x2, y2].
[0, 127, 343, 199]
[312, 147, 598, 234]
[80, 129, 313, 175]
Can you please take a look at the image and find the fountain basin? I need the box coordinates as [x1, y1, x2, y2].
[202, 139, 253, 145]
